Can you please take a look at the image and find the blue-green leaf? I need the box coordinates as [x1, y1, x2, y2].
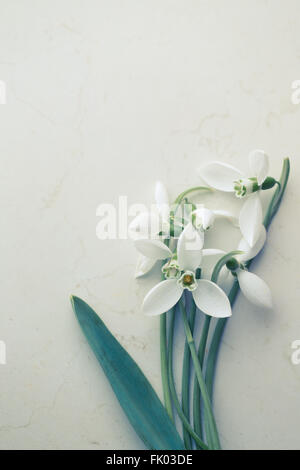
[71, 296, 185, 450]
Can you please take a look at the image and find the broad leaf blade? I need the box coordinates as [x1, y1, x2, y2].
[71, 296, 184, 450]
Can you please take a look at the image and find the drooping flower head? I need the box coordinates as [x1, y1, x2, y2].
[213, 225, 272, 309]
[129, 181, 171, 241]
[199, 150, 273, 248]
[199, 150, 270, 197]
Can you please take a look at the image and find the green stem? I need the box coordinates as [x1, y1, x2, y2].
[180, 300, 221, 450]
[167, 307, 209, 450]
[174, 186, 212, 204]
[181, 296, 196, 449]
[205, 281, 239, 399]
[193, 314, 211, 446]
[160, 313, 173, 420]
[264, 158, 290, 227]
[193, 250, 243, 445]
[159, 186, 211, 423]
[159, 238, 173, 420]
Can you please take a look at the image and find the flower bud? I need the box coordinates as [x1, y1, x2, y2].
[261, 176, 276, 190]
[226, 258, 240, 272]
[195, 267, 201, 279]
[193, 207, 215, 230]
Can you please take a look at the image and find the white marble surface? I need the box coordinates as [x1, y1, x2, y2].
[1, 0, 300, 450]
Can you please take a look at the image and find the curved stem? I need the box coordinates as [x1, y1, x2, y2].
[174, 186, 212, 204]
[167, 307, 209, 450]
[180, 300, 221, 450]
[159, 186, 211, 422]
[193, 314, 211, 446]
[264, 158, 290, 226]
[205, 281, 239, 399]
[181, 297, 196, 449]
[160, 313, 173, 420]
[159, 238, 173, 420]
[193, 250, 242, 444]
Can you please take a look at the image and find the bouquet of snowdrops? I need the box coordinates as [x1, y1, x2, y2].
[71, 151, 290, 450]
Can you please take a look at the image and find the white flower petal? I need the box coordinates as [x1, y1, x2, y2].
[237, 270, 272, 309]
[199, 161, 243, 192]
[192, 279, 232, 318]
[238, 225, 267, 262]
[155, 181, 170, 222]
[129, 212, 161, 239]
[142, 279, 182, 316]
[248, 149, 269, 185]
[155, 181, 169, 205]
[193, 207, 215, 230]
[218, 267, 234, 292]
[177, 223, 203, 271]
[135, 255, 157, 278]
[239, 194, 263, 247]
[213, 209, 239, 227]
[134, 238, 172, 259]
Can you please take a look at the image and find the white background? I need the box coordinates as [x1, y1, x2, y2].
[0, 0, 300, 449]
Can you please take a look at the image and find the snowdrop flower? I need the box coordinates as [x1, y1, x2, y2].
[134, 203, 238, 278]
[129, 181, 170, 241]
[199, 224, 272, 309]
[225, 225, 272, 309]
[229, 264, 272, 309]
[131, 182, 198, 277]
[134, 238, 173, 278]
[130, 181, 173, 278]
[199, 150, 269, 196]
[199, 150, 272, 247]
[142, 223, 231, 318]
